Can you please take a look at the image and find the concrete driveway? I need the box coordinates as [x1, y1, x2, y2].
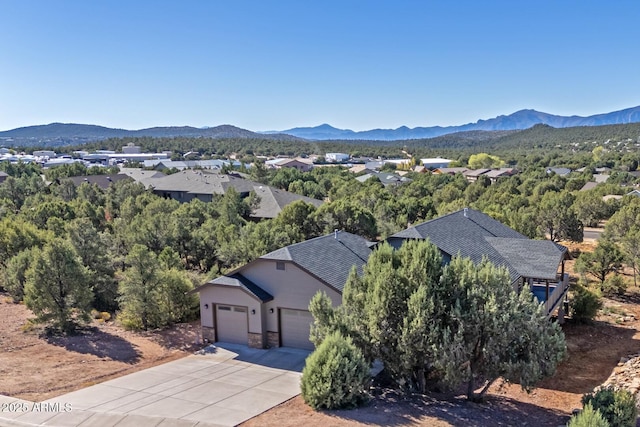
[0, 344, 310, 427]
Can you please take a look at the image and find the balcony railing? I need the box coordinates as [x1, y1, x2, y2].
[530, 273, 570, 318]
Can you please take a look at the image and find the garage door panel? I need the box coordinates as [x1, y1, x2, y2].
[216, 305, 248, 345]
[280, 309, 314, 350]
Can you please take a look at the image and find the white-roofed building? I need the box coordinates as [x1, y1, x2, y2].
[420, 157, 453, 169]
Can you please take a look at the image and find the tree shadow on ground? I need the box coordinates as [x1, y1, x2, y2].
[323, 389, 569, 427]
[196, 342, 310, 372]
[536, 319, 640, 395]
[148, 321, 204, 352]
[607, 291, 640, 305]
[46, 327, 141, 363]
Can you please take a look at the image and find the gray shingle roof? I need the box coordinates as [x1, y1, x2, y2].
[485, 238, 565, 280]
[66, 174, 132, 189]
[250, 185, 323, 219]
[390, 208, 565, 282]
[147, 170, 250, 195]
[580, 181, 599, 191]
[260, 231, 372, 292]
[355, 171, 412, 186]
[118, 168, 166, 186]
[209, 273, 273, 302]
[434, 167, 469, 175]
[547, 167, 571, 176]
[140, 170, 323, 218]
[484, 168, 516, 178]
[464, 169, 491, 177]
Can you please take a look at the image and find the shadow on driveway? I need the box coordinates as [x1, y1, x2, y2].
[196, 342, 310, 372]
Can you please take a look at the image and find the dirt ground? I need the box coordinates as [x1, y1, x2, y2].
[0, 294, 203, 401]
[242, 298, 640, 427]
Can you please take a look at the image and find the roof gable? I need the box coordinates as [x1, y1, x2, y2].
[207, 273, 274, 302]
[250, 185, 323, 219]
[259, 231, 372, 292]
[485, 237, 566, 280]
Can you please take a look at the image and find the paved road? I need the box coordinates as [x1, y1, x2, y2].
[583, 227, 604, 241]
[0, 344, 310, 427]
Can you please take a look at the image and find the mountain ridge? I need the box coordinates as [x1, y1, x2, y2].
[0, 123, 302, 146]
[275, 105, 640, 140]
[2, 105, 640, 145]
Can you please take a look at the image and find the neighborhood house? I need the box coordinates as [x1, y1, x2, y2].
[192, 231, 372, 350]
[194, 208, 570, 350]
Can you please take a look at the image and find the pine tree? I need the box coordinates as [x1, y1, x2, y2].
[24, 239, 92, 334]
[118, 244, 162, 330]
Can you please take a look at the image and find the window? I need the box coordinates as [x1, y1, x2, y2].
[276, 261, 285, 271]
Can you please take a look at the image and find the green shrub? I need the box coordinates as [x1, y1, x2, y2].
[571, 282, 602, 323]
[601, 275, 628, 297]
[568, 403, 610, 427]
[117, 311, 143, 331]
[301, 331, 370, 410]
[582, 386, 638, 427]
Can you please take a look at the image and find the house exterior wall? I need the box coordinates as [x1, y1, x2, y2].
[241, 259, 342, 334]
[198, 286, 263, 335]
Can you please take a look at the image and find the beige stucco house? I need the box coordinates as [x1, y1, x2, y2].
[193, 232, 372, 350]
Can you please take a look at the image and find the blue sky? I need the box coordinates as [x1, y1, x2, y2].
[1, 1, 639, 132]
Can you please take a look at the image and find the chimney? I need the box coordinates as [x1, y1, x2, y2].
[464, 207, 468, 217]
[334, 229, 339, 240]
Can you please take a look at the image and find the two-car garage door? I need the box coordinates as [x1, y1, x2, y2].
[280, 309, 314, 350]
[216, 304, 248, 345]
[214, 305, 315, 350]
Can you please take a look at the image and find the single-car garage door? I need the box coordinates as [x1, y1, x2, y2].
[216, 304, 248, 345]
[280, 309, 314, 350]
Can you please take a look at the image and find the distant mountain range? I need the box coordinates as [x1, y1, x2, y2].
[1, 105, 640, 146]
[0, 124, 301, 147]
[273, 105, 640, 140]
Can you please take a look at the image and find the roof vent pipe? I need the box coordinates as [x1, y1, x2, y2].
[464, 207, 468, 217]
[334, 229, 339, 239]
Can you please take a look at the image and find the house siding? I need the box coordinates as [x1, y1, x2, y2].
[241, 259, 342, 333]
[198, 286, 263, 335]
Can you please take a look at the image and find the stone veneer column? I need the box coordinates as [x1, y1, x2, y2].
[202, 326, 216, 343]
[248, 332, 265, 349]
[267, 331, 280, 348]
